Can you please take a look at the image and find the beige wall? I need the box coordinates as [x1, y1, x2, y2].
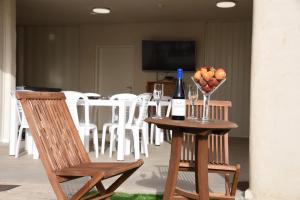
[250, 0, 300, 199]
[19, 20, 251, 137]
[79, 22, 206, 94]
[205, 22, 252, 138]
[21, 26, 80, 90]
[0, 0, 16, 142]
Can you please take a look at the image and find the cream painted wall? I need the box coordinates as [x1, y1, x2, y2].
[250, 0, 300, 199]
[79, 21, 251, 137]
[78, 22, 206, 93]
[19, 21, 251, 137]
[204, 22, 252, 138]
[21, 26, 80, 90]
[0, 0, 16, 142]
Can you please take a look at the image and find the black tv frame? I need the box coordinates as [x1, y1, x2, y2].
[142, 40, 196, 72]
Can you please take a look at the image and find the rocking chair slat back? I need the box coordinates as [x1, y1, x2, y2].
[16, 92, 90, 172]
[183, 100, 232, 165]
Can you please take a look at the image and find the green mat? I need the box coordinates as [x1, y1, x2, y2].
[85, 191, 162, 200]
[112, 193, 162, 200]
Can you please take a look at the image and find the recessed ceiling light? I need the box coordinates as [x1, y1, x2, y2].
[92, 7, 111, 14]
[216, 1, 236, 8]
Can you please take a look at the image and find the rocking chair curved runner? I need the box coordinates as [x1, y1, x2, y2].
[16, 92, 144, 200]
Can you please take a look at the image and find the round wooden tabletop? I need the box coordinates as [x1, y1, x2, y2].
[145, 117, 238, 134]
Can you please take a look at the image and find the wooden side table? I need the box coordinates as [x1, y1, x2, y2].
[145, 118, 238, 200]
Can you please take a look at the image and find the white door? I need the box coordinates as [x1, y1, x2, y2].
[96, 46, 134, 96]
[95, 46, 135, 128]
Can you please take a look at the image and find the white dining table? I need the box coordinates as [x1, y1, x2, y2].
[78, 98, 132, 161]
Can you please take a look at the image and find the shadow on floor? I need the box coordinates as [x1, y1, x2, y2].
[0, 185, 20, 192]
[137, 165, 244, 194]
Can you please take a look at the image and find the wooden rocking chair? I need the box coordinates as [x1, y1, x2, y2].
[16, 92, 144, 200]
[182, 100, 240, 200]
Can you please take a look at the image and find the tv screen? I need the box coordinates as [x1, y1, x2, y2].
[142, 40, 196, 71]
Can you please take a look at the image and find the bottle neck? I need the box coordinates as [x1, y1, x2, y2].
[177, 69, 183, 80]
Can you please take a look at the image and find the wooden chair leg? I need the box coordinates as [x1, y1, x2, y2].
[95, 182, 106, 194]
[95, 182, 113, 200]
[106, 167, 139, 194]
[70, 173, 105, 200]
[230, 164, 240, 196]
[225, 173, 230, 195]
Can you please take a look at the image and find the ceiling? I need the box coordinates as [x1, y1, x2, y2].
[16, 0, 253, 26]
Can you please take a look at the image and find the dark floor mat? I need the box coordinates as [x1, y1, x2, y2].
[0, 185, 20, 192]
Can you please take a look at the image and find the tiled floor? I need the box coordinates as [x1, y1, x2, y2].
[0, 137, 248, 199]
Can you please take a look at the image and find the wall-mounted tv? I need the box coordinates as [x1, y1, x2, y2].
[142, 40, 196, 71]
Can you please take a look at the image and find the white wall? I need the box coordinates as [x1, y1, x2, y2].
[250, 0, 300, 199]
[204, 22, 252, 138]
[21, 26, 80, 90]
[19, 20, 251, 137]
[79, 22, 206, 94]
[0, 0, 16, 142]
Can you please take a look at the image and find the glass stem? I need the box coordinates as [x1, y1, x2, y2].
[156, 100, 159, 117]
[191, 101, 195, 118]
[202, 94, 210, 121]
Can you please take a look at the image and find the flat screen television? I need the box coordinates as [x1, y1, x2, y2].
[142, 40, 196, 71]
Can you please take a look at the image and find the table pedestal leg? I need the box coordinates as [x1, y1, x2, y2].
[163, 130, 182, 200]
[117, 103, 126, 161]
[195, 134, 209, 200]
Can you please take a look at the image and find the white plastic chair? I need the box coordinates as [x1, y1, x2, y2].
[101, 93, 137, 154]
[12, 91, 39, 159]
[63, 91, 99, 158]
[83, 92, 101, 127]
[109, 93, 152, 159]
[150, 96, 172, 144]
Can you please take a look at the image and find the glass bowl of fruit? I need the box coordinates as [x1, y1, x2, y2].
[191, 66, 227, 122]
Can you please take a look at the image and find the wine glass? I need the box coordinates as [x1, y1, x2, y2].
[152, 83, 164, 118]
[188, 84, 198, 120]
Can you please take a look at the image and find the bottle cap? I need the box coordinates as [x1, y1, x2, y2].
[177, 68, 183, 79]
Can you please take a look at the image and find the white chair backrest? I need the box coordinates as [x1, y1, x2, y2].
[16, 100, 29, 127]
[11, 91, 29, 127]
[63, 91, 89, 128]
[109, 93, 137, 123]
[127, 93, 152, 127]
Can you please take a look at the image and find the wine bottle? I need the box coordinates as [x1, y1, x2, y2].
[171, 68, 186, 120]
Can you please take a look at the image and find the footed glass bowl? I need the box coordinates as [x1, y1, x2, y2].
[191, 77, 226, 122]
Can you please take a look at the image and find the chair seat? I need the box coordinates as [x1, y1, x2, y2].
[55, 159, 144, 178]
